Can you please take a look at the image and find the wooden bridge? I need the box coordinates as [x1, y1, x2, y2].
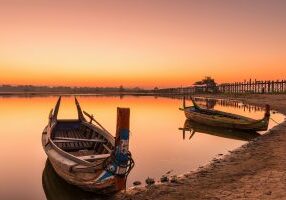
[156, 79, 286, 94]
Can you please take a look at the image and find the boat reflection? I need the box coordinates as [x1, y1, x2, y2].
[42, 160, 114, 200]
[180, 119, 261, 141]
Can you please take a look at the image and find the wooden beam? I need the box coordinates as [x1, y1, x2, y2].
[77, 153, 110, 161]
[53, 137, 105, 143]
[103, 144, 112, 153]
[115, 107, 130, 190]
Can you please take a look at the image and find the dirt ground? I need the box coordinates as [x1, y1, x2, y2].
[116, 94, 286, 200]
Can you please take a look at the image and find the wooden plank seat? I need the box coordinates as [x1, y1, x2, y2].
[73, 128, 93, 148]
[55, 141, 94, 151]
[77, 153, 110, 161]
[53, 137, 105, 143]
[53, 128, 102, 151]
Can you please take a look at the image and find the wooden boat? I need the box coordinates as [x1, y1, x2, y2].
[42, 97, 134, 194]
[179, 119, 261, 141]
[179, 97, 270, 131]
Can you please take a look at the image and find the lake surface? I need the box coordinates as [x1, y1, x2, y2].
[0, 95, 284, 199]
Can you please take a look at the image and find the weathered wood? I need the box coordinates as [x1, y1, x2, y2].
[115, 107, 130, 190]
[53, 97, 61, 120]
[182, 98, 270, 131]
[115, 108, 130, 146]
[103, 144, 112, 153]
[54, 137, 105, 143]
[77, 154, 110, 161]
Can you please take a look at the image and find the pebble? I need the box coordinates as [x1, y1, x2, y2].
[145, 177, 155, 185]
[160, 175, 169, 183]
[170, 176, 179, 183]
[133, 181, 142, 186]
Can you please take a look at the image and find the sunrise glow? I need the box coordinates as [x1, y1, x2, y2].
[1, 0, 286, 88]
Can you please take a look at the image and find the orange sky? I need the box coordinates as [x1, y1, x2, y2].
[0, 0, 285, 88]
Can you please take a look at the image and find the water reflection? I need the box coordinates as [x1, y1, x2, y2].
[42, 160, 114, 200]
[0, 95, 284, 199]
[180, 120, 261, 141]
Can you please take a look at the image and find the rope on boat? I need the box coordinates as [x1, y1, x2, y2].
[103, 151, 135, 177]
[69, 151, 135, 178]
[270, 117, 286, 127]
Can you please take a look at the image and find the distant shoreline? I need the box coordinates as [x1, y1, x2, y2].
[0, 91, 158, 96]
[0, 91, 192, 97]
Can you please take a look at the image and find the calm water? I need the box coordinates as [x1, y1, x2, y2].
[0, 95, 284, 199]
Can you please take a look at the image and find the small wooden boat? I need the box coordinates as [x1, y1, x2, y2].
[179, 97, 270, 131]
[42, 97, 134, 194]
[179, 119, 261, 141]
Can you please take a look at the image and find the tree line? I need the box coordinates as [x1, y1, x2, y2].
[0, 84, 146, 93]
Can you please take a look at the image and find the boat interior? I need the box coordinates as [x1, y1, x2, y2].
[188, 106, 248, 120]
[186, 97, 269, 122]
[51, 120, 114, 158]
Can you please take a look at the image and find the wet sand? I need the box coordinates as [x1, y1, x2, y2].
[116, 94, 286, 200]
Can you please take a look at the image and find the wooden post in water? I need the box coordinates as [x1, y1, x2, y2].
[115, 107, 130, 190]
[249, 79, 252, 93]
[244, 80, 247, 93]
[256, 81, 259, 93]
[265, 81, 268, 93]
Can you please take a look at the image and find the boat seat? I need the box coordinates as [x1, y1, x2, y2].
[54, 137, 105, 143]
[77, 153, 110, 161]
[53, 137, 105, 151]
[53, 127, 98, 151]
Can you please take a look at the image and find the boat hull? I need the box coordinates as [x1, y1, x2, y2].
[184, 108, 269, 131]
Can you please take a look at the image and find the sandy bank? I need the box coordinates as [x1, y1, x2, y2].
[116, 94, 286, 200]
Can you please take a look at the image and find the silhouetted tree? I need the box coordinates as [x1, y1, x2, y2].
[194, 76, 217, 93]
[119, 85, 124, 93]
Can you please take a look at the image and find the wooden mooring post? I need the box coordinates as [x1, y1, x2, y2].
[115, 107, 130, 190]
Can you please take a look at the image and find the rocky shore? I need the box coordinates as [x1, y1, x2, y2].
[116, 94, 286, 200]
